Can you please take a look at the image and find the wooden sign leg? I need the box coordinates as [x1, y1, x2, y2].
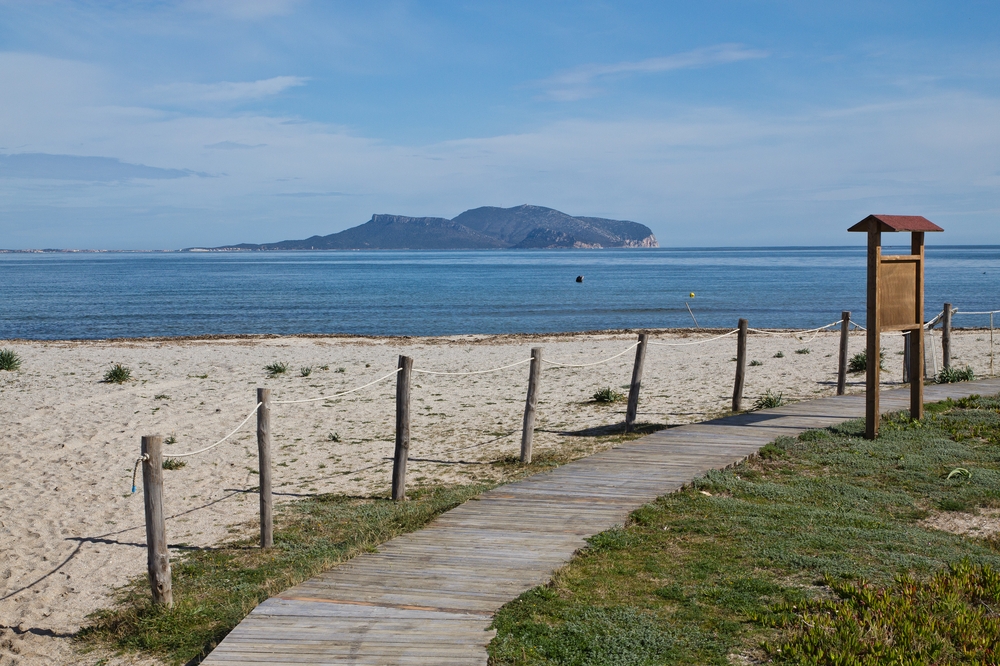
[910, 327, 923, 420]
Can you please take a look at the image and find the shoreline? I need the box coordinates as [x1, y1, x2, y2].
[3, 325, 994, 346]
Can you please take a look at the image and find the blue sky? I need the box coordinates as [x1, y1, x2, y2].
[1, 0, 998, 249]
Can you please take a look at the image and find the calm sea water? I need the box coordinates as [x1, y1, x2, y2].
[1, 247, 997, 340]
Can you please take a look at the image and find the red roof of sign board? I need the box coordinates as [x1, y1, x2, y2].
[848, 215, 943, 232]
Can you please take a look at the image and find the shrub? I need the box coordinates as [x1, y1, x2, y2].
[592, 387, 626, 403]
[336, 367, 346, 373]
[265, 362, 288, 377]
[300, 366, 312, 377]
[848, 349, 885, 373]
[753, 389, 784, 410]
[795, 348, 810, 355]
[773, 351, 784, 358]
[103, 364, 132, 384]
[0, 348, 22, 371]
[749, 359, 763, 367]
[162, 458, 186, 470]
[327, 432, 341, 442]
[936, 366, 975, 384]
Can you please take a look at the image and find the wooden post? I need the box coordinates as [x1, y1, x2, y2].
[520, 347, 542, 463]
[732, 319, 748, 412]
[909, 233, 925, 421]
[625, 334, 648, 432]
[141, 435, 172, 607]
[837, 311, 850, 396]
[865, 227, 881, 439]
[392, 355, 413, 501]
[902, 332, 911, 384]
[942, 302, 952, 370]
[256, 388, 272, 549]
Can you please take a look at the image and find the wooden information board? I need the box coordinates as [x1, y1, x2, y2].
[849, 215, 943, 439]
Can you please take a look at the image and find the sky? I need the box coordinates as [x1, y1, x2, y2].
[1, 0, 998, 249]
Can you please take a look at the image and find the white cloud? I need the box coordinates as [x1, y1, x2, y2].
[180, 0, 301, 20]
[537, 44, 768, 101]
[150, 76, 308, 104]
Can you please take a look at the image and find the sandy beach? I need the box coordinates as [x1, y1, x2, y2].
[1, 327, 996, 665]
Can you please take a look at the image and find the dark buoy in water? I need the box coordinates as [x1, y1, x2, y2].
[575, 275, 584, 283]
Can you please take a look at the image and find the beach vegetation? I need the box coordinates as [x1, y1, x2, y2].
[848, 349, 886, 373]
[299, 366, 312, 377]
[773, 351, 784, 358]
[749, 359, 763, 367]
[154, 394, 170, 400]
[327, 432, 341, 442]
[489, 393, 1000, 665]
[936, 366, 975, 384]
[162, 458, 186, 470]
[319, 365, 329, 370]
[0, 348, 22, 371]
[264, 361, 288, 377]
[752, 389, 784, 410]
[592, 387, 626, 403]
[336, 367, 346, 373]
[103, 364, 132, 384]
[795, 348, 810, 354]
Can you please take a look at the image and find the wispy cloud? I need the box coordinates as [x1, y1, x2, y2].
[181, 0, 301, 20]
[152, 76, 308, 104]
[205, 141, 267, 150]
[0, 153, 208, 181]
[538, 44, 767, 101]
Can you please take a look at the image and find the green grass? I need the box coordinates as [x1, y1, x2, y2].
[592, 387, 626, 403]
[0, 348, 22, 371]
[299, 366, 312, 377]
[103, 363, 132, 384]
[264, 361, 288, 377]
[489, 393, 1000, 665]
[937, 365, 975, 384]
[749, 359, 763, 367]
[161, 458, 186, 470]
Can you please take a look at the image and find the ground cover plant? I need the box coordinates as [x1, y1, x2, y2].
[848, 349, 886, 373]
[592, 387, 626, 403]
[752, 389, 784, 410]
[937, 365, 975, 384]
[102, 363, 132, 384]
[0, 347, 22, 371]
[264, 361, 288, 377]
[489, 393, 1000, 665]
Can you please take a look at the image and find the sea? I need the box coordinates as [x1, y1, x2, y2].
[1, 246, 997, 340]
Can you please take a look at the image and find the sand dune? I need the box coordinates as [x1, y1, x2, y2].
[1, 327, 995, 664]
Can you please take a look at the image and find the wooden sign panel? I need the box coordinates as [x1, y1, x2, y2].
[878, 258, 919, 330]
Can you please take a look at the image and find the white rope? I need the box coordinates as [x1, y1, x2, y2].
[954, 310, 1000, 316]
[850, 322, 866, 331]
[413, 358, 532, 376]
[166, 403, 261, 458]
[746, 320, 842, 338]
[274, 369, 401, 405]
[647, 329, 739, 347]
[544, 342, 639, 368]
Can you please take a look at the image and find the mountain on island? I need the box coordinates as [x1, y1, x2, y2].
[208, 205, 658, 250]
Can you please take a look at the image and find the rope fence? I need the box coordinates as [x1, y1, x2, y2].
[130, 302, 998, 606]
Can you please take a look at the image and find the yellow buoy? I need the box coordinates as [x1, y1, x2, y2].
[689, 292, 695, 298]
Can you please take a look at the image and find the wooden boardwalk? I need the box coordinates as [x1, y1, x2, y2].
[203, 379, 1000, 665]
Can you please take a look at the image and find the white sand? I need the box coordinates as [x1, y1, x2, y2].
[0, 327, 996, 665]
